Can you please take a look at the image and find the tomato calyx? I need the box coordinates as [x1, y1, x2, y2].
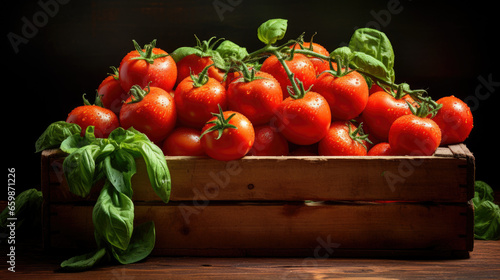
[126, 83, 151, 104]
[82, 92, 105, 108]
[321, 56, 354, 78]
[200, 105, 238, 140]
[107, 66, 120, 81]
[194, 35, 225, 56]
[406, 97, 442, 118]
[190, 63, 213, 87]
[130, 39, 168, 64]
[347, 121, 373, 150]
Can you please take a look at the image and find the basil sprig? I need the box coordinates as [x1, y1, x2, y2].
[36, 123, 170, 271]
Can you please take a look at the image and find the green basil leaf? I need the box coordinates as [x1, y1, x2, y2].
[92, 182, 134, 250]
[472, 181, 495, 207]
[350, 51, 394, 84]
[216, 40, 249, 61]
[348, 28, 395, 83]
[257, 18, 288, 45]
[474, 200, 500, 240]
[0, 188, 42, 231]
[103, 150, 136, 198]
[60, 247, 107, 271]
[330, 46, 353, 62]
[170, 46, 203, 62]
[111, 221, 156, 264]
[35, 121, 81, 152]
[60, 134, 92, 154]
[121, 140, 171, 203]
[109, 127, 149, 147]
[63, 145, 102, 197]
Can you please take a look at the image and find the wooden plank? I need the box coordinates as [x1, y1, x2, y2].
[43, 148, 472, 203]
[14, 240, 500, 279]
[47, 202, 471, 257]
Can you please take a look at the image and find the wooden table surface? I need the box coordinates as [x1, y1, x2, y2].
[4, 239, 499, 279]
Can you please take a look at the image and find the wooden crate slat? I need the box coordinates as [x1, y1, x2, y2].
[48, 202, 471, 257]
[42, 148, 472, 203]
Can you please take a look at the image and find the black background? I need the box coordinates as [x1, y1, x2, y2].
[3, 0, 499, 200]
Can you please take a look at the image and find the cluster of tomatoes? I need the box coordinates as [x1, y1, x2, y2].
[65, 38, 473, 161]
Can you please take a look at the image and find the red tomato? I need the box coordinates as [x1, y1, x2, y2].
[162, 127, 205, 156]
[367, 142, 400, 156]
[388, 114, 441, 156]
[200, 108, 255, 161]
[432, 96, 473, 145]
[260, 53, 316, 98]
[273, 91, 331, 145]
[119, 39, 177, 93]
[66, 101, 119, 138]
[318, 121, 369, 156]
[292, 42, 331, 75]
[120, 85, 177, 144]
[361, 91, 416, 142]
[97, 66, 129, 115]
[314, 70, 369, 121]
[369, 83, 385, 95]
[247, 125, 289, 156]
[227, 71, 283, 126]
[174, 71, 227, 129]
[176, 54, 225, 85]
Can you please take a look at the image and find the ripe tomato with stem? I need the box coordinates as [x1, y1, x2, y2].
[119, 84, 177, 144]
[388, 98, 442, 156]
[97, 66, 129, 115]
[361, 83, 421, 142]
[174, 64, 227, 129]
[200, 105, 255, 161]
[175, 36, 226, 85]
[260, 51, 316, 99]
[313, 58, 369, 121]
[227, 64, 283, 126]
[119, 39, 177, 93]
[66, 94, 120, 138]
[318, 121, 372, 156]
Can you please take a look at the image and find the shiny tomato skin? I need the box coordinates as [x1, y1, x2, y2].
[432, 96, 473, 145]
[314, 70, 369, 121]
[247, 125, 289, 156]
[318, 121, 368, 156]
[174, 75, 227, 129]
[119, 47, 177, 93]
[200, 111, 255, 161]
[361, 91, 416, 142]
[367, 142, 400, 156]
[227, 71, 283, 126]
[162, 127, 205, 156]
[66, 105, 119, 138]
[119, 86, 176, 144]
[274, 91, 331, 146]
[292, 42, 331, 76]
[260, 54, 316, 98]
[97, 74, 129, 116]
[388, 115, 441, 156]
[176, 54, 225, 85]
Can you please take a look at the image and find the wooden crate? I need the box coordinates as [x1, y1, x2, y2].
[41, 144, 475, 258]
